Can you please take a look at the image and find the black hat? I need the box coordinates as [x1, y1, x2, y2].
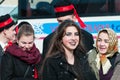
[15, 21, 30, 33]
[0, 14, 15, 30]
[54, 0, 86, 28]
[54, 1, 74, 17]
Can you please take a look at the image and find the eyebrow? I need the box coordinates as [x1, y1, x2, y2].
[57, 19, 64, 23]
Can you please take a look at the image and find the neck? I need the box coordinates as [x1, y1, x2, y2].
[65, 50, 74, 65]
[0, 32, 9, 44]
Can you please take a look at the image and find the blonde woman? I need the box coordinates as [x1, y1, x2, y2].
[88, 28, 119, 80]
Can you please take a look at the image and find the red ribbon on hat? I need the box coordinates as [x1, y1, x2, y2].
[0, 18, 13, 28]
[54, 4, 86, 28]
[15, 26, 19, 34]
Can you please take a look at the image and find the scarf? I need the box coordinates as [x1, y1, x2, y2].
[96, 53, 112, 75]
[95, 28, 118, 75]
[5, 43, 41, 64]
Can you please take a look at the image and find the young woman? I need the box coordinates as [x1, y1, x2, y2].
[1, 22, 42, 80]
[40, 20, 97, 80]
[88, 28, 119, 80]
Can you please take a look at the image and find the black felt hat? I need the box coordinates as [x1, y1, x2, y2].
[54, 0, 74, 17]
[54, 0, 86, 28]
[0, 14, 15, 30]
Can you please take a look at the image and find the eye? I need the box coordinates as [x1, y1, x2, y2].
[57, 20, 64, 23]
[104, 39, 109, 43]
[75, 32, 79, 36]
[21, 42, 27, 44]
[97, 38, 101, 42]
[65, 32, 71, 36]
[28, 41, 34, 44]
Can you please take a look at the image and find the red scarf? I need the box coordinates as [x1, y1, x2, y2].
[5, 43, 41, 64]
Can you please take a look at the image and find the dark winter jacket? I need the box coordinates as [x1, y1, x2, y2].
[1, 43, 41, 80]
[0, 45, 4, 80]
[1, 53, 40, 80]
[42, 52, 97, 80]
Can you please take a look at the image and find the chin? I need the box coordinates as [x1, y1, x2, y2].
[100, 51, 107, 54]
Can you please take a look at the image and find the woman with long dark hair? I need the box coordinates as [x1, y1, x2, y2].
[40, 20, 97, 80]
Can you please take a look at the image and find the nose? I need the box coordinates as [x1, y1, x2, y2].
[14, 30, 16, 35]
[71, 34, 76, 39]
[25, 44, 30, 50]
[100, 40, 105, 46]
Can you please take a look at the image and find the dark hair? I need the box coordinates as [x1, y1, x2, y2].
[17, 23, 35, 40]
[47, 20, 85, 57]
[40, 20, 86, 79]
[17, 21, 30, 28]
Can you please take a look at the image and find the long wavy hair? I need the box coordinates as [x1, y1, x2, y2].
[39, 20, 86, 79]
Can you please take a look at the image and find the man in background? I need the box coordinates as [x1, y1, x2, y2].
[0, 14, 16, 80]
[42, 0, 94, 60]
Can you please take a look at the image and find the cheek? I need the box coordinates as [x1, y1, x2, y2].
[17, 41, 23, 47]
[29, 44, 34, 48]
[96, 41, 100, 47]
[62, 37, 69, 45]
[76, 37, 79, 41]
[106, 43, 109, 48]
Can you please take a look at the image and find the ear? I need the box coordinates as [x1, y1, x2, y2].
[72, 15, 77, 22]
[3, 29, 7, 35]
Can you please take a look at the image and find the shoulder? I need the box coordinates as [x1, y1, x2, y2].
[87, 48, 97, 57]
[1, 53, 14, 64]
[44, 32, 55, 41]
[111, 52, 120, 80]
[87, 48, 97, 62]
[80, 29, 92, 36]
[45, 53, 63, 64]
[114, 52, 120, 65]
[2, 52, 18, 62]
[2, 52, 12, 58]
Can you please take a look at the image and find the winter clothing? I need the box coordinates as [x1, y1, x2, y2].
[42, 0, 94, 61]
[1, 43, 41, 80]
[88, 28, 119, 80]
[110, 53, 120, 80]
[0, 45, 4, 80]
[88, 48, 119, 80]
[42, 52, 97, 80]
[0, 14, 15, 30]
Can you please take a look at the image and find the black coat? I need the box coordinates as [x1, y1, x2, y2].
[42, 29, 94, 60]
[1, 53, 39, 80]
[42, 52, 97, 80]
[0, 46, 4, 80]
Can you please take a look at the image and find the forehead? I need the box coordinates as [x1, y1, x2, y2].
[65, 26, 78, 32]
[57, 15, 73, 20]
[19, 35, 34, 41]
[98, 32, 109, 39]
[8, 25, 16, 30]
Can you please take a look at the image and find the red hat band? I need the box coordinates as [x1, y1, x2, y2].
[55, 4, 86, 28]
[0, 18, 13, 28]
[15, 26, 19, 34]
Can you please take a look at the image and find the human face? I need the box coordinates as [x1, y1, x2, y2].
[96, 32, 109, 54]
[62, 26, 79, 52]
[4, 25, 16, 42]
[17, 35, 34, 51]
[57, 15, 76, 24]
